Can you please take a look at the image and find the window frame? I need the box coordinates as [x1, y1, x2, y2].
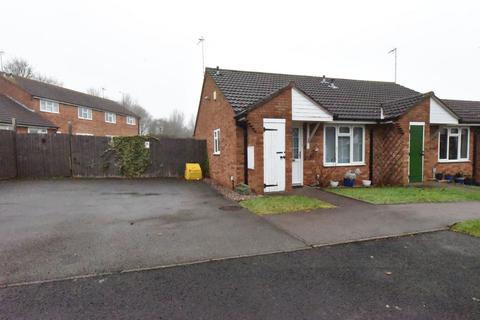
[438, 126, 470, 162]
[105, 112, 117, 124]
[39, 99, 59, 114]
[78, 107, 93, 120]
[126, 116, 136, 125]
[323, 124, 365, 166]
[213, 128, 221, 155]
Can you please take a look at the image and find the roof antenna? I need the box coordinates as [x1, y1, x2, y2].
[328, 79, 338, 89]
[197, 36, 205, 73]
[388, 48, 397, 83]
[321, 75, 328, 84]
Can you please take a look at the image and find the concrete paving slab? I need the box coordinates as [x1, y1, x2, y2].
[264, 187, 480, 246]
[0, 179, 305, 285]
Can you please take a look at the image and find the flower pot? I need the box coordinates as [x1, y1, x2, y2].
[444, 174, 454, 182]
[362, 180, 372, 187]
[330, 180, 339, 188]
[435, 173, 444, 181]
[343, 178, 355, 187]
[455, 177, 465, 184]
[465, 178, 474, 186]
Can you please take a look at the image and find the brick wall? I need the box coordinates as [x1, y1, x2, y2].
[0, 75, 138, 136]
[303, 123, 371, 186]
[194, 75, 242, 188]
[245, 88, 292, 193]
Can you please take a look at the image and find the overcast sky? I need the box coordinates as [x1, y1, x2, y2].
[2, 0, 479, 119]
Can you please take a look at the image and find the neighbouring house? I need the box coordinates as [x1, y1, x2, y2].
[0, 94, 58, 133]
[0, 73, 139, 136]
[194, 67, 480, 193]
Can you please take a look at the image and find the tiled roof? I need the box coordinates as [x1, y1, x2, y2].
[2, 73, 137, 117]
[0, 95, 57, 128]
[381, 93, 428, 120]
[442, 99, 480, 123]
[206, 67, 420, 120]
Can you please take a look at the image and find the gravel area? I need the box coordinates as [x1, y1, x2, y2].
[204, 178, 259, 202]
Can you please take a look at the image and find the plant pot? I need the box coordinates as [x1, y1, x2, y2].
[435, 173, 444, 181]
[464, 178, 474, 185]
[455, 177, 465, 184]
[362, 180, 372, 187]
[343, 178, 355, 187]
[330, 180, 339, 188]
[444, 174, 454, 182]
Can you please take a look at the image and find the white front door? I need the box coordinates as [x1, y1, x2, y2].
[292, 124, 303, 185]
[263, 118, 286, 193]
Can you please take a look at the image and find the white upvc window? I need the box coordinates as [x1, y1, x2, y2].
[324, 125, 365, 166]
[126, 116, 136, 125]
[438, 127, 469, 162]
[213, 128, 220, 155]
[105, 112, 116, 123]
[78, 107, 93, 120]
[39, 99, 59, 113]
[28, 127, 48, 134]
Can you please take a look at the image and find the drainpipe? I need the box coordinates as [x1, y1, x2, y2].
[369, 127, 374, 182]
[242, 122, 249, 185]
[473, 127, 479, 184]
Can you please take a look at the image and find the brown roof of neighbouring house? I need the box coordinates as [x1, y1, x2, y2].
[442, 99, 480, 123]
[1, 73, 138, 117]
[206, 67, 421, 120]
[0, 95, 57, 128]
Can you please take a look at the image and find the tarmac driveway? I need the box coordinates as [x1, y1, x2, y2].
[0, 179, 305, 285]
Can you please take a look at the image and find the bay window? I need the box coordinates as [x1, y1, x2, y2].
[324, 125, 365, 166]
[438, 127, 469, 162]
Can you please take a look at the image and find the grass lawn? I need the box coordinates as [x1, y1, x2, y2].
[240, 195, 334, 215]
[451, 220, 480, 237]
[328, 186, 480, 204]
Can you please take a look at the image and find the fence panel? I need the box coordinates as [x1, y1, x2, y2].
[0, 133, 206, 179]
[16, 133, 71, 178]
[0, 130, 16, 179]
[147, 138, 207, 177]
[71, 136, 122, 177]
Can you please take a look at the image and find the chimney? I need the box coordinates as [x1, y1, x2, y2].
[215, 66, 221, 76]
[328, 79, 338, 89]
[321, 75, 328, 84]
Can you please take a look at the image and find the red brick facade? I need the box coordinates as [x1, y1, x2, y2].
[195, 75, 480, 193]
[0, 76, 138, 136]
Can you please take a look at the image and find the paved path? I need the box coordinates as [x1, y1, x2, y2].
[2, 231, 479, 320]
[263, 187, 480, 246]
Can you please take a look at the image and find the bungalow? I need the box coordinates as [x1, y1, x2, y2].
[0, 73, 139, 136]
[194, 67, 480, 193]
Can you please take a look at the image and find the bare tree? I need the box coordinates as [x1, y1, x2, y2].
[3, 58, 34, 78]
[3, 57, 62, 86]
[86, 87, 102, 97]
[119, 93, 152, 135]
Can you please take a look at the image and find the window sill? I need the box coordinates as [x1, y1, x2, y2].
[323, 162, 366, 167]
[213, 153, 221, 156]
[437, 160, 471, 164]
[105, 122, 117, 124]
[40, 110, 59, 114]
[78, 118, 93, 121]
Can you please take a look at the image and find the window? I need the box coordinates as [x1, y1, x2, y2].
[438, 127, 469, 162]
[40, 99, 59, 113]
[213, 129, 220, 155]
[28, 127, 48, 134]
[78, 107, 92, 120]
[0, 124, 13, 131]
[324, 125, 365, 166]
[126, 116, 136, 125]
[105, 112, 116, 123]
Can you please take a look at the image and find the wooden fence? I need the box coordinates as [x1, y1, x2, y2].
[0, 130, 207, 179]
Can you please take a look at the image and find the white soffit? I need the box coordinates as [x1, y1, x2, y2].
[430, 97, 458, 124]
[292, 88, 333, 122]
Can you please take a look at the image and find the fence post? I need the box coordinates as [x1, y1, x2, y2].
[11, 118, 18, 178]
[68, 121, 73, 177]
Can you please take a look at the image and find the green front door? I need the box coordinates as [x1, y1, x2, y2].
[409, 124, 424, 183]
